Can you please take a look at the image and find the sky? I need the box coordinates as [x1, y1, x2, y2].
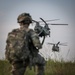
[0, 0, 75, 61]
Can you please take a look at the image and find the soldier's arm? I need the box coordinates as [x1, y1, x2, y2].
[30, 29, 42, 49]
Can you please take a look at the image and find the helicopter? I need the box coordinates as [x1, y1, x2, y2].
[47, 41, 67, 52]
[32, 18, 68, 60]
[32, 18, 68, 37]
[32, 18, 68, 45]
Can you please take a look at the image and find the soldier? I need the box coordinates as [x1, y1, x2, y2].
[5, 13, 45, 75]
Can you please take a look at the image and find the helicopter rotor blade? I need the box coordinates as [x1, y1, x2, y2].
[32, 19, 38, 23]
[47, 43, 54, 45]
[32, 19, 68, 26]
[47, 42, 67, 46]
[40, 23, 68, 25]
[59, 44, 67, 46]
[50, 23, 68, 25]
[38, 19, 60, 23]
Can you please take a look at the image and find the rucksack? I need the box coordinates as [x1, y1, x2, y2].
[5, 29, 30, 62]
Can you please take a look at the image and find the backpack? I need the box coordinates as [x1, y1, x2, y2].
[5, 29, 30, 62]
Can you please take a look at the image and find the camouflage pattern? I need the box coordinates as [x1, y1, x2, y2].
[11, 54, 45, 75]
[30, 29, 42, 49]
[5, 13, 45, 75]
[5, 28, 30, 62]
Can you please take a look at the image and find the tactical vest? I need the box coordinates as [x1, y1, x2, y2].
[5, 29, 30, 61]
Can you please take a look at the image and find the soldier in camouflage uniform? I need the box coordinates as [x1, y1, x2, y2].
[5, 13, 45, 75]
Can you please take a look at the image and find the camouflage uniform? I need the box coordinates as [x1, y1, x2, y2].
[5, 13, 45, 75]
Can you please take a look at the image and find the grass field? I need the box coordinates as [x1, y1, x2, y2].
[0, 59, 75, 75]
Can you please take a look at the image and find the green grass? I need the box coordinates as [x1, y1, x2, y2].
[0, 59, 75, 75]
[45, 60, 75, 75]
[0, 60, 11, 75]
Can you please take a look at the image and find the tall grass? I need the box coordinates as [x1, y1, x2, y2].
[0, 60, 11, 75]
[0, 59, 75, 75]
[45, 60, 75, 75]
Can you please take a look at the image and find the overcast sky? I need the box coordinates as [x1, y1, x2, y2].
[0, 0, 75, 61]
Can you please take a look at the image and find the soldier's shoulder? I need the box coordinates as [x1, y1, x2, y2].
[12, 28, 19, 32]
[8, 28, 19, 35]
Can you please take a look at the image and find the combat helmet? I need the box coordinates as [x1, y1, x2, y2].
[17, 13, 32, 24]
